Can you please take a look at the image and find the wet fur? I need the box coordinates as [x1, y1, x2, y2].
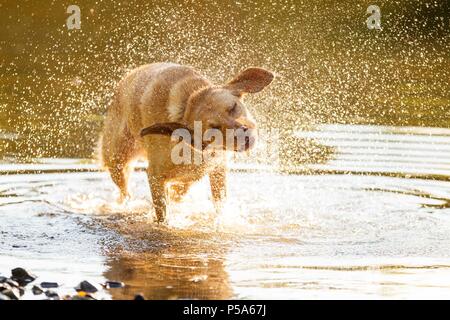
[101, 62, 273, 222]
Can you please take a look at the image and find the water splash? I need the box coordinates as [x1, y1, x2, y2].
[1, 1, 448, 161]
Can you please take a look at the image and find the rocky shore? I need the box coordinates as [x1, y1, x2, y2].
[0, 267, 143, 300]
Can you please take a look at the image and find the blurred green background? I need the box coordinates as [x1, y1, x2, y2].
[0, 0, 449, 159]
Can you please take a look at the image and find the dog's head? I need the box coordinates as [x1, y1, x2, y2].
[185, 67, 274, 152]
[141, 67, 274, 152]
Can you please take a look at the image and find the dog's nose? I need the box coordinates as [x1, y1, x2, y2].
[241, 125, 248, 132]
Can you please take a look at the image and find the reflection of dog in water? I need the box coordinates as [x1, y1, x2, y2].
[103, 227, 233, 299]
[100, 63, 273, 223]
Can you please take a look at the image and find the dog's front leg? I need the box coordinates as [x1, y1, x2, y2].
[148, 173, 168, 223]
[209, 165, 227, 214]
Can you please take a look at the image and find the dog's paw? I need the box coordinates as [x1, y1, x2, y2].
[117, 192, 130, 204]
[153, 214, 167, 225]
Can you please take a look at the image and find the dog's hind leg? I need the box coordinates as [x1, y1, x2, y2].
[102, 124, 136, 202]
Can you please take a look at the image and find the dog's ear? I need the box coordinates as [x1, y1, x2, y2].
[224, 67, 274, 96]
[140, 122, 193, 137]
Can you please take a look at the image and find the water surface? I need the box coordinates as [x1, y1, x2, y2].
[1, 125, 449, 299]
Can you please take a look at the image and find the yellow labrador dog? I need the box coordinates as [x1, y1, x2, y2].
[101, 63, 273, 223]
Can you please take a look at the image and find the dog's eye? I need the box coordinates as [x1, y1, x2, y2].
[229, 103, 237, 115]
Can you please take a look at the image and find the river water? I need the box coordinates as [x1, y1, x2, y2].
[1, 124, 449, 299]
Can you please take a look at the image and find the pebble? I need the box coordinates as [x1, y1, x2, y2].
[45, 290, 60, 300]
[1, 267, 146, 300]
[104, 281, 125, 289]
[11, 267, 36, 286]
[0, 281, 10, 289]
[0, 293, 11, 300]
[0, 282, 11, 293]
[75, 280, 98, 293]
[5, 279, 19, 288]
[41, 282, 59, 288]
[134, 293, 145, 300]
[2, 288, 21, 300]
[32, 285, 44, 295]
[70, 295, 96, 300]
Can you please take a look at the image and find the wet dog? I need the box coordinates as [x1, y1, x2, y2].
[100, 63, 273, 222]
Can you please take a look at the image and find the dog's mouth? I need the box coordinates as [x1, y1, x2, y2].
[206, 125, 256, 152]
[140, 122, 193, 138]
[140, 122, 256, 152]
[140, 122, 211, 151]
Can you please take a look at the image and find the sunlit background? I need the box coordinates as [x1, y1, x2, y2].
[1, 0, 448, 159]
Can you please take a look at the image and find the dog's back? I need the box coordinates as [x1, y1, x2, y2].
[100, 63, 211, 201]
[107, 63, 210, 138]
